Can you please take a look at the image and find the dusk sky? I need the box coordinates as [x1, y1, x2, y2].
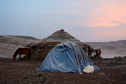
[0, 0, 126, 42]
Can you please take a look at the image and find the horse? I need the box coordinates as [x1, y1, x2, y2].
[88, 48, 101, 58]
[13, 48, 31, 61]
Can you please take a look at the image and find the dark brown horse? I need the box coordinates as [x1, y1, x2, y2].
[88, 48, 101, 58]
[13, 48, 31, 61]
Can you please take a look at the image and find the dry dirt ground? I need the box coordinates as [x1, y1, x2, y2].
[0, 35, 126, 84]
[0, 57, 126, 84]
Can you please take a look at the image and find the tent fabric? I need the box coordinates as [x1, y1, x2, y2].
[36, 42, 100, 74]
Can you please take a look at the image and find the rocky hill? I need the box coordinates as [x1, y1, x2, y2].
[0, 35, 40, 58]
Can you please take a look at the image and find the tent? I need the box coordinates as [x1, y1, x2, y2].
[36, 42, 100, 74]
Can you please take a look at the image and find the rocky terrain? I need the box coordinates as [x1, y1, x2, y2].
[0, 35, 126, 84]
[0, 57, 126, 84]
[0, 35, 40, 58]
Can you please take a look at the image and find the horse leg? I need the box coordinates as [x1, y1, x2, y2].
[95, 49, 101, 58]
[89, 52, 92, 58]
[88, 52, 91, 58]
[28, 51, 31, 59]
[19, 54, 22, 60]
[97, 49, 101, 58]
[95, 50, 98, 58]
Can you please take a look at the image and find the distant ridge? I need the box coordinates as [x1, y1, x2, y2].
[13, 35, 39, 40]
[118, 40, 126, 43]
[0, 35, 40, 58]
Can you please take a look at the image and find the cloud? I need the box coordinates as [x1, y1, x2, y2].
[91, 25, 126, 41]
[85, 0, 126, 27]
[25, 0, 126, 28]
[58, 0, 126, 28]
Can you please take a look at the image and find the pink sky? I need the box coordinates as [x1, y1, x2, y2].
[67, 0, 126, 42]
[0, 0, 126, 42]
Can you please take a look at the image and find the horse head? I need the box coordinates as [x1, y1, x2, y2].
[13, 56, 16, 61]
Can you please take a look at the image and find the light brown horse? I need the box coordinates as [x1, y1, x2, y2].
[13, 48, 31, 61]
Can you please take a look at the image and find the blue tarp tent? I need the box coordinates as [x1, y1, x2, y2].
[36, 42, 100, 74]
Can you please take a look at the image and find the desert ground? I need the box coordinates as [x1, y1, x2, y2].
[0, 57, 126, 84]
[0, 35, 126, 84]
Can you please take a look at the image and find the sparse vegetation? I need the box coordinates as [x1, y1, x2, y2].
[0, 57, 126, 84]
[114, 56, 123, 61]
[30, 56, 45, 61]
